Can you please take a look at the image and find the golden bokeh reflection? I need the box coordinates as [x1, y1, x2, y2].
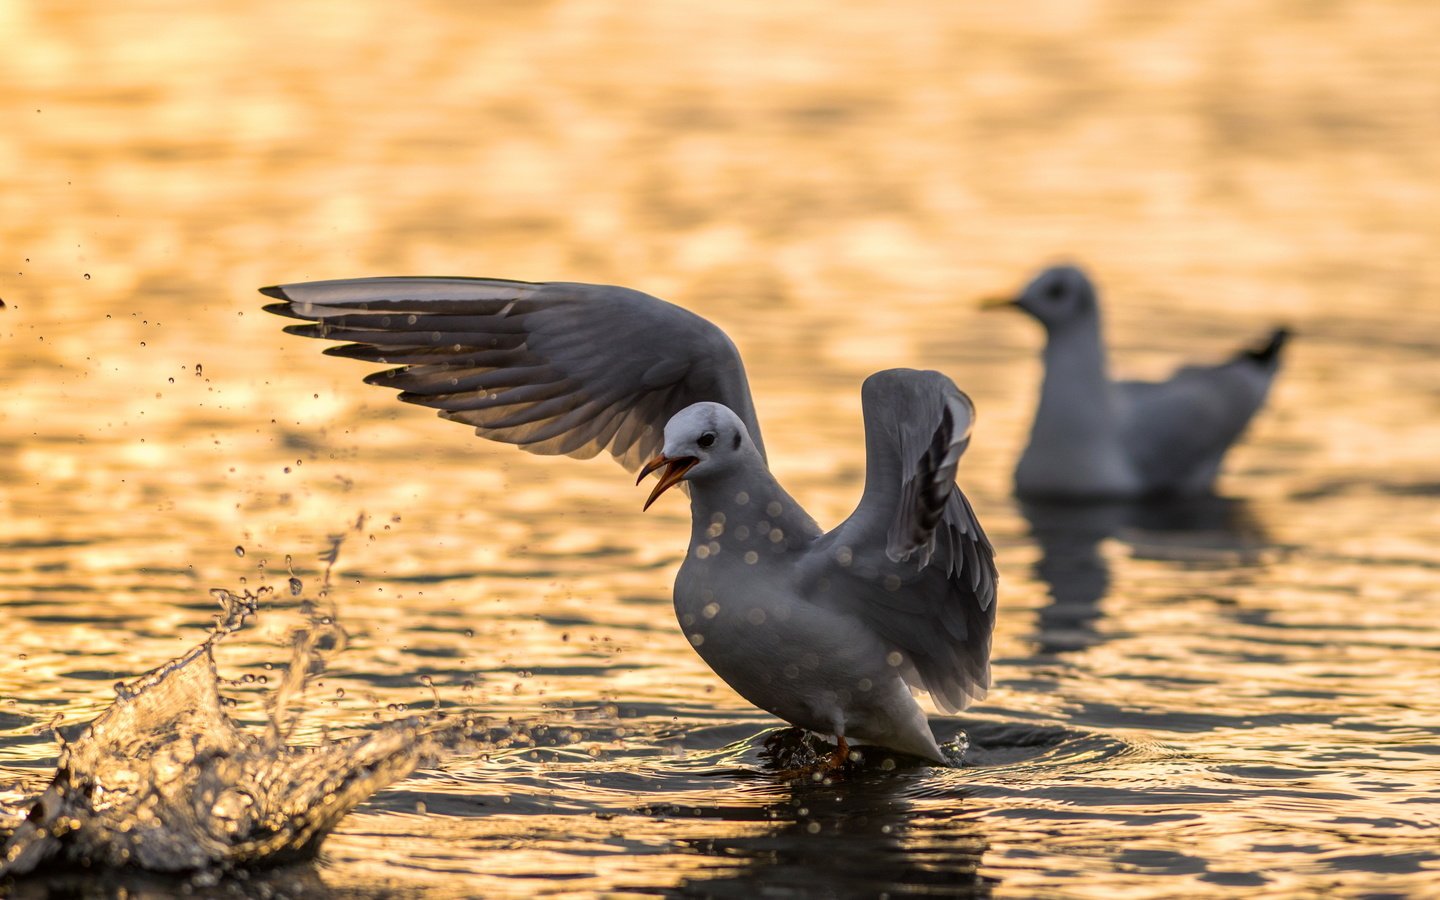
[3, 0, 1440, 895]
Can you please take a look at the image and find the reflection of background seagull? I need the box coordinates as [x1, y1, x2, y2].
[985, 265, 1288, 500]
[1020, 495, 1272, 655]
[264, 277, 997, 767]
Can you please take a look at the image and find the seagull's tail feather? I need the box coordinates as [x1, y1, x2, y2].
[1239, 326, 1291, 368]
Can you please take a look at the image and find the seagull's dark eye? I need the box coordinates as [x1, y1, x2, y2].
[1044, 280, 1067, 301]
[697, 431, 717, 449]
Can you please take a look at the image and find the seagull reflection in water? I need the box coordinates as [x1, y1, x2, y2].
[1020, 494, 1273, 655]
[660, 734, 991, 897]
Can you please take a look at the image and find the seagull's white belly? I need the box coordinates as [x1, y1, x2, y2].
[673, 560, 941, 759]
[1016, 437, 1142, 498]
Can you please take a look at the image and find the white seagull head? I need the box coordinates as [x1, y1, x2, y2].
[638, 402, 756, 509]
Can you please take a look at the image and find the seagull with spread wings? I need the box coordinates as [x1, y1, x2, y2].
[265, 277, 997, 767]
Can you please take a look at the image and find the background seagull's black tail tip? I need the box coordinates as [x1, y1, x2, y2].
[1240, 326, 1291, 366]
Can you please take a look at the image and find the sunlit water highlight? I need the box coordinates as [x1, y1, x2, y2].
[2, 0, 1439, 896]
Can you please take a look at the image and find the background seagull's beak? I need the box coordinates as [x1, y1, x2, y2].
[978, 295, 1019, 310]
[638, 454, 699, 510]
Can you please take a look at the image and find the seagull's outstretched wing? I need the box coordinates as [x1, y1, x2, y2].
[263, 277, 765, 471]
[812, 369, 998, 713]
[1118, 327, 1288, 491]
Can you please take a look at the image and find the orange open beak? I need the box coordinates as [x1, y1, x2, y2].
[637, 454, 699, 511]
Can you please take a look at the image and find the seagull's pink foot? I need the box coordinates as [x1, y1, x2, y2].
[774, 735, 854, 782]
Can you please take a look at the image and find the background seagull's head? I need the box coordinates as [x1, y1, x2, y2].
[1006, 264, 1099, 332]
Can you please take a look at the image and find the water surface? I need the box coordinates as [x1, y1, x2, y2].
[2, 1, 1439, 895]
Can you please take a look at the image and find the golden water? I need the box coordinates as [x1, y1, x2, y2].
[2, 0, 1439, 895]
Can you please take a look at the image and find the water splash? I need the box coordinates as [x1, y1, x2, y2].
[0, 573, 444, 877]
[755, 727, 970, 779]
[266, 537, 349, 746]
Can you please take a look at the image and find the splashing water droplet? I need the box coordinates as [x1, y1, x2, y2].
[235, 546, 245, 557]
[288, 576, 303, 596]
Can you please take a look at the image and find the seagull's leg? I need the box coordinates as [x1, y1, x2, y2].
[774, 734, 852, 781]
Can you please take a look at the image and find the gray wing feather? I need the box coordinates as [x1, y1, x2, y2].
[1119, 334, 1283, 491]
[814, 369, 998, 713]
[263, 277, 765, 471]
[886, 388, 975, 567]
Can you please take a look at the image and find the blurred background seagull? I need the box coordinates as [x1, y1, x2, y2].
[264, 277, 997, 767]
[985, 265, 1289, 500]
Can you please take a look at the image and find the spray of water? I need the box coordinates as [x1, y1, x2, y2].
[0, 533, 449, 877]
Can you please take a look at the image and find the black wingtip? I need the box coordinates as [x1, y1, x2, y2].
[282, 323, 328, 338]
[258, 285, 290, 300]
[1241, 326, 1291, 365]
[326, 344, 382, 361]
[263, 301, 314, 321]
